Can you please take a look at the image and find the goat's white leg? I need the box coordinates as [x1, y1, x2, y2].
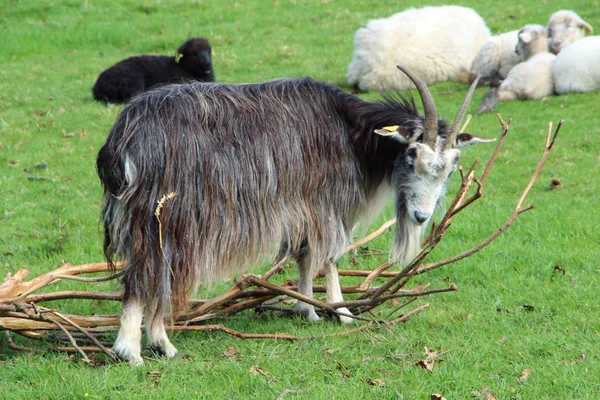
[145, 305, 179, 358]
[113, 299, 144, 366]
[292, 255, 320, 321]
[324, 262, 354, 324]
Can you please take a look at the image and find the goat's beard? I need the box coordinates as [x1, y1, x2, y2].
[389, 212, 425, 265]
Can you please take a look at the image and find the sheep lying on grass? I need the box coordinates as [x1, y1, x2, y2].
[470, 10, 592, 85]
[469, 30, 523, 84]
[547, 10, 593, 54]
[347, 5, 490, 91]
[553, 36, 600, 94]
[476, 25, 555, 114]
[93, 38, 214, 104]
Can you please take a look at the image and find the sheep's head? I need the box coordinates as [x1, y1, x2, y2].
[547, 10, 593, 54]
[175, 38, 214, 81]
[516, 24, 549, 59]
[375, 66, 494, 263]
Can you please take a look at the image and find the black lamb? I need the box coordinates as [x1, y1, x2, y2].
[92, 38, 214, 104]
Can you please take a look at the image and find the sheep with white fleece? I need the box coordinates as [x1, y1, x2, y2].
[469, 30, 524, 84]
[470, 10, 592, 84]
[547, 10, 593, 54]
[552, 36, 600, 94]
[476, 25, 555, 113]
[347, 6, 490, 92]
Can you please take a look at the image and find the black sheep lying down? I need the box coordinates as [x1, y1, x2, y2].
[92, 38, 214, 104]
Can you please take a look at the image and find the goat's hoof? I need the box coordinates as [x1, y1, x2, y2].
[337, 307, 355, 324]
[292, 304, 321, 322]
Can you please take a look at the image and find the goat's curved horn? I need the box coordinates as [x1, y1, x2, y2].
[443, 74, 480, 150]
[396, 65, 438, 149]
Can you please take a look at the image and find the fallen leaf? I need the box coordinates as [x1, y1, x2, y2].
[415, 358, 434, 371]
[414, 347, 448, 372]
[223, 346, 239, 358]
[472, 387, 498, 400]
[32, 110, 47, 116]
[80, 129, 87, 137]
[324, 348, 337, 355]
[431, 394, 447, 400]
[517, 367, 531, 384]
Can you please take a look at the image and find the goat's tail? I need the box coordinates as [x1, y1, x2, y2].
[96, 104, 197, 315]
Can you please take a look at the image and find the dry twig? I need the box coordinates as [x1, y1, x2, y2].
[0, 117, 561, 362]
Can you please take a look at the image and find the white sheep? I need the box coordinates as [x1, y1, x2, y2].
[476, 25, 555, 113]
[469, 10, 592, 84]
[469, 30, 524, 84]
[547, 10, 593, 54]
[347, 6, 490, 92]
[552, 36, 600, 94]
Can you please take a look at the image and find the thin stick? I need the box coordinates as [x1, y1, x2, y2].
[390, 303, 430, 323]
[49, 309, 118, 362]
[416, 120, 561, 275]
[345, 218, 396, 253]
[167, 324, 302, 340]
[48, 319, 91, 363]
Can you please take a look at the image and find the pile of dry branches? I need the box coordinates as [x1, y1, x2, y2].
[0, 116, 561, 363]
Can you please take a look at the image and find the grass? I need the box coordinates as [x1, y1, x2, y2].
[1, 0, 600, 398]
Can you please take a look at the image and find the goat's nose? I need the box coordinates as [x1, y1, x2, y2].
[414, 211, 430, 225]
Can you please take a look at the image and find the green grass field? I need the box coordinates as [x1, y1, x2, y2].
[1, 0, 599, 398]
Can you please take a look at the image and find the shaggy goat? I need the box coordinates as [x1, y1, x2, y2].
[347, 6, 490, 91]
[92, 38, 214, 104]
[97, 67, 492, 365]
[476, 25, 555, 114]
[547, 10, 593, 54]
[552, 36, 600, 94]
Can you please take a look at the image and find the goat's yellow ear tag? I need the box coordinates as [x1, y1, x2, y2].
[376, 125, 399, 135]
[175, 53, 183, 63]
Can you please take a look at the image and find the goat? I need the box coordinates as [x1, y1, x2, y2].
[92, 38, 214, 104]
[97, 67, 493, 365]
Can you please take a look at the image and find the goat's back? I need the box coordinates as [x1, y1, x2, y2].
[97, 78, 366, 294]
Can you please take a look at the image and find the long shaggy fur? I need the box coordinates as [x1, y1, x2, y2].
[97, 78, 447, 319]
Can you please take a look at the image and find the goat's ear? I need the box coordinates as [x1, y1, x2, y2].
[374, 125, 410, 143]
[455, 133, 496, 148]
